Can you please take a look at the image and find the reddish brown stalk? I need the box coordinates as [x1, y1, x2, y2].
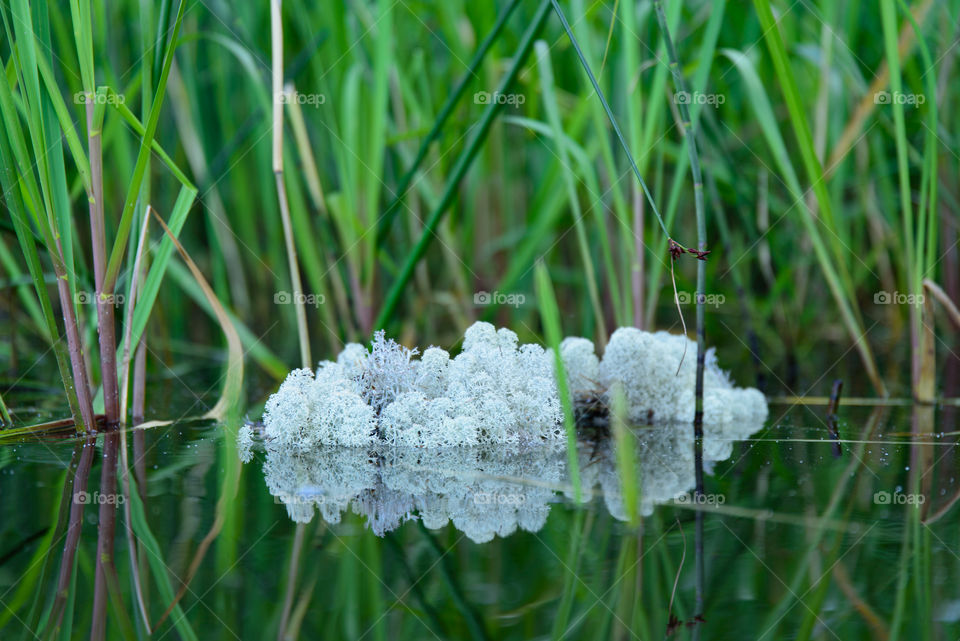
[49, 435, 96, 632]
[53, 254, 96, 432]
[90, 431, 120, 640]
[86, 103, 120, 427]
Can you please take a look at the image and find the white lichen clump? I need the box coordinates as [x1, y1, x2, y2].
[556, 336, 601, 401]
[596, 327, 768, 425]
[261, 322, 564, 450]
[262, 367, 377, 450]
[237, 425, 256, 463]
[377, 323, 564, 447]
[257, 321, 767, 452]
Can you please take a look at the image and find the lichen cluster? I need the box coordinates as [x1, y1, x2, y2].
[262, 323, 562, 450]
[258, 321, 768, 451]
[563, 327, 768, 425]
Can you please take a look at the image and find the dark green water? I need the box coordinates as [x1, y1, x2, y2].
[1, 402, 958, 640]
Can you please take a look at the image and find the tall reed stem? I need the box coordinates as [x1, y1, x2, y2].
[653, 0, 707, 624]
[272, 0, 312, 369]
[86, 99, 120, 427]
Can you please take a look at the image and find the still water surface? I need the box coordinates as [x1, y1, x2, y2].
[1, 400, 957, 640]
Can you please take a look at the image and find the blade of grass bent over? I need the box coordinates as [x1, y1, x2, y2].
[549, 0, 680, 247]
[151, 208, 243, 421]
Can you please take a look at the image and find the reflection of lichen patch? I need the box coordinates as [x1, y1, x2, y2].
[258, 418, 765, 537]
[261, 443, 564, 542]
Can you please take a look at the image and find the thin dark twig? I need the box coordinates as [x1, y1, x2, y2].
[653, 2, 709, 630]
[550, 0, 673, 241]
[826, 379, 844, 458]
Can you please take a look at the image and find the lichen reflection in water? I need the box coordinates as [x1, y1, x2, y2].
[246, 417, 764, 543]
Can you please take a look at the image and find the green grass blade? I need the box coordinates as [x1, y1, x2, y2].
[103, 0, 187, 293]
[549, 0, 673, 244]
[535, 261, 581, 501]
[376, 0, 522, 246]
[373, 0, 552, 331]
[535, 40, 607, 343]
[752, 0, 885, 395]
[124, 185, 196, 353]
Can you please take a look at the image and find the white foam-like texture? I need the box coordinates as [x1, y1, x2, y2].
[415, 347, 451, 399]
[262, 368, 377, 449]
[557, 336, 600, 401]
[443, 323, 564, 446]
[356, 330, 419, 413]
[257, 322, 767, 451]
[598, 327, 767, 424]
